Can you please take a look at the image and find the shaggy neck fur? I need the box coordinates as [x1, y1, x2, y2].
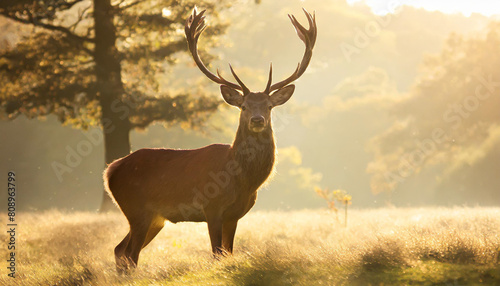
[231, 122, 276, 190]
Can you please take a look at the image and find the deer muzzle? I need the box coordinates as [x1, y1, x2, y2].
[249, 116, 266, 132]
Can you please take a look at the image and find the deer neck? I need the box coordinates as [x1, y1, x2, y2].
[231, 124, 276, 182]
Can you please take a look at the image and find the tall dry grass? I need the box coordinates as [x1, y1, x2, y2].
[0, 207, 499, 285]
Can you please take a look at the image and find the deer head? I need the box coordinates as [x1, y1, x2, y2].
[185, 7, 317, 133]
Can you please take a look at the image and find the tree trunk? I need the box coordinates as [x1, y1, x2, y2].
[94, 0, 131, 212]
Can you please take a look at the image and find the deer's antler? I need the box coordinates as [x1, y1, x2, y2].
[185, 8, 316, 95]
[267, 8, 317, 93]
[185, 7, 250, 94]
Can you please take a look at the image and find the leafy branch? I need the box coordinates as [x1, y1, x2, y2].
[315, 187, 352, 227]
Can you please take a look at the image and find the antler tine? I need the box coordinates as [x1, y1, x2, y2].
[269, 8, 317, 93]
[229, 64, 250, 94]
[185, 8, 243, 91]
[264, 63, 273, 94]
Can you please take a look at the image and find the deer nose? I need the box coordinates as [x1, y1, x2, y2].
[251, 116, 265, 125]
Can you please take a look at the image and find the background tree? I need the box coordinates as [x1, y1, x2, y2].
[367, 23, 500, 205]
[0, 0, 232, 211]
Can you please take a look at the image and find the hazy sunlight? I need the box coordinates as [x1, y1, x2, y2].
[347, 0, 500, 16]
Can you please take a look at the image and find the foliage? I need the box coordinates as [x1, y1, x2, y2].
[297, 67, 402, 208]
[315, 187, 352, 210]
[367, 23, 500, 202]
[0, 207, 499, 285]
[0, 0, 229, 130]
[315, 187, 352, 226]
[256, 146, 324, 209]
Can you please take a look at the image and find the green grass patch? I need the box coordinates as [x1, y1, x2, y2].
[352, 261, 500, 286]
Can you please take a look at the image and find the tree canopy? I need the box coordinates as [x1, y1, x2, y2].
[0, 0, 236, 210]
[367, 23, 500, 204]
[0, 0, 228, 130]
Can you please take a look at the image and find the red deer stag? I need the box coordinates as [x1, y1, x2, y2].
[104, 7, 316, 272]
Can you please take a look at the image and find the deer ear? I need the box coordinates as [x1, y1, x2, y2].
[270, 85, 295, 106]
[220, 85, 243, 107]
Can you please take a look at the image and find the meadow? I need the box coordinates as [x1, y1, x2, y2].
[0, 207, 499, 285]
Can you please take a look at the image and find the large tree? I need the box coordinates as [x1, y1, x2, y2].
[0, 0, 231, 211]
[367, 23, 500, 205]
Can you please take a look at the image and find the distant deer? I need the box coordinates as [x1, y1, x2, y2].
[104, 7, 316, 272]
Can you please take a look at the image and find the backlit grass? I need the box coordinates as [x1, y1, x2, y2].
[0, 207, 499, 285]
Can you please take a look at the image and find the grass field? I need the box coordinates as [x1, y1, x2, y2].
[1, 207, 499, 285]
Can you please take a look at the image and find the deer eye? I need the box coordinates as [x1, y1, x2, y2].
[268, 105, 273, 110]
[241, 106, 247, 111]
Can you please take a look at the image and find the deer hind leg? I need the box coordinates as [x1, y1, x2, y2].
[115, 232, 131, 273]
[222, 220, 238, 254]
[120, 214, 155, 271]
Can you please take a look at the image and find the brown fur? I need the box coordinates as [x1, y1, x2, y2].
[106, 6, 316, 272]
[104, 93, 282, 272]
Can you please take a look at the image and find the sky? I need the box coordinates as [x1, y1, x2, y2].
[346, 0, 500, 17]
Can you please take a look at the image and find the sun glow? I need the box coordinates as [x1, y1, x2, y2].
[347, 0, 500, 17]
[162, 7, 172, 18]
